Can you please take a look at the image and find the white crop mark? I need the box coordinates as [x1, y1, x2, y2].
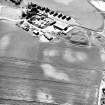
[100, 52, 105, 62]
[63, 49, 87, 63]
[63, 49, 76, 63]
[40, 64, 70, 81]
[0, 5, 4, 14]
[0, 35, 10, 50]
[75, 52, 87, 61]
[43, 49, 59, 57]
[99, 49, 105, 63]
[36, 89, 54, 103]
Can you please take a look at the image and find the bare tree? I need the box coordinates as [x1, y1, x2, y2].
[9, 0, 23, 5]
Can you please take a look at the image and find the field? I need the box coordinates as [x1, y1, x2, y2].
[0, 0, 104, 105]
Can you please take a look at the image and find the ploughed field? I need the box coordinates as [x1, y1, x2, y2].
[0, 20, 104, 105]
